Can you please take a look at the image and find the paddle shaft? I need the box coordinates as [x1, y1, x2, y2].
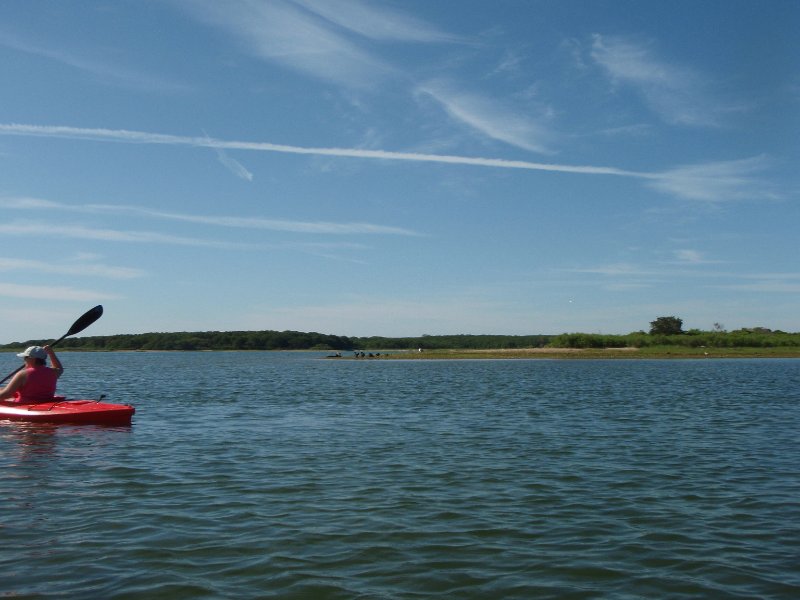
[0, 305, 103, 385]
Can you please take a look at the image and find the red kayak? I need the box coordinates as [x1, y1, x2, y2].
[0, 396, 134, 426]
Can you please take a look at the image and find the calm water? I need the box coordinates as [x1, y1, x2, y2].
[1, 352, 799, 599]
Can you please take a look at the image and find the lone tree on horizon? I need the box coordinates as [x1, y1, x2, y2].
[650, 316, 684, 335]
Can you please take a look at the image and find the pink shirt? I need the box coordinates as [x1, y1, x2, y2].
[14, 365, 59, 404]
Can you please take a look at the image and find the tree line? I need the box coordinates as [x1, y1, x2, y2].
[549, 330, 800, 349]
[0, 331, 553, 352]
[0, 325, 797, 352]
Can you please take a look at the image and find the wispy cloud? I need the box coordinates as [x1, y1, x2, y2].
[178, 0, 461, 90]
[0, 197, 61, 210]
[647, 156, 778, 202]
[568, 263, 654, 277]
[417, 82, 559, 154]
[673, 249, 705, 264]
[286, 241, 370, 264]
[291, 0, 462, 43]
[670, 249, 723, 265]
[0, 30, 189, 93]
[728, 282, 800, 293]
[0, 196, 421, 236]
[0, 220, 251, 249]
[0, 123, 776, 202]
[0, 256, 144, 279]
[0, 282, 118, 302]
[591, 34, 725, 127]
[567, 261, 800, 294]
[566, 260, 731, 280]
[93, 205, 420, 236]
[202, 130, 253, 181]
[710, 273, 800, 293]
[214, 148, 253, 181]
[179, 0, 393, 89]
[0, 217, 375, 258]
[595, 123, 653, 137]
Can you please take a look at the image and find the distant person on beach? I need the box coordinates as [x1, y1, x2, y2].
[0, 345, 63, 404]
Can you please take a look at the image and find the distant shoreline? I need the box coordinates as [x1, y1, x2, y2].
[331, 347, 800, 360]
[2, 347, 798, 360]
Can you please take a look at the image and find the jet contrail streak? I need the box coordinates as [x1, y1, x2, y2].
[0, 123, 656, 180]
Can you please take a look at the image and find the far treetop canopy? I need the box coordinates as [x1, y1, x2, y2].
[650, 316, 684, 336]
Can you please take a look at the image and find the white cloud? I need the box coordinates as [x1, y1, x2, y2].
[712, 273, 800, 293]
[201, 130, 253, 181]
[673, 249, 705, 264]
[567, 260, 800, 296]
[0, 220, 250, 249]
[726, 282, 800, 293]
[591, 34, 722, 127]
[648, 156, 777, 202]
[0, 256, 144, 279]
[567, 262, 652, 277]
[95, 204, 421, 235]
[669, 249, 725, 265]
[0, 30, 190, 93]
[0, 196, 421, 236]
[0, 196, 62, 209]
[0, 282, 118, 301]
[179, 0, 461, 90]
[214, 148, 253, 181]
[291, 0, 461, 43]
[417, 82, 558, 154]
[179, 0, 393, 89]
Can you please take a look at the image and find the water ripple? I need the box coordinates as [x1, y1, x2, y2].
[2, 354, 799, 598]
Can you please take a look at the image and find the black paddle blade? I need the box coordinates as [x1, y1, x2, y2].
[1, 305, 105, 384]
[65, 305, 104, 337]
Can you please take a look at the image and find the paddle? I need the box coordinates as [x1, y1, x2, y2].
[0, 305, 104, 385]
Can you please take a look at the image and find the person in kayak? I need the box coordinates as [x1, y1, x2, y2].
[0, 345, 63, 404]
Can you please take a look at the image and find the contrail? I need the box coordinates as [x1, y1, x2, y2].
[0, 123, 655, 180]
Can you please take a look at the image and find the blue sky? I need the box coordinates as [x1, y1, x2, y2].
[0, 0, 798, 343]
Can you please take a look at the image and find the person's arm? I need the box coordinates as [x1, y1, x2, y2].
[44, 345, 64, 377]
[0, 370, 27, 401]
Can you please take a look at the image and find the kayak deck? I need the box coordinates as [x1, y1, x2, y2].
[0, 397, 134, 426]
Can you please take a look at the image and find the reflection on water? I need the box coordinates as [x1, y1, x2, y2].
[1, 421, 132, 463]
[1, 423, 59, 461]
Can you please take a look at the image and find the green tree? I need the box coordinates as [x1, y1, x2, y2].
[649, 316, 684, 335]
